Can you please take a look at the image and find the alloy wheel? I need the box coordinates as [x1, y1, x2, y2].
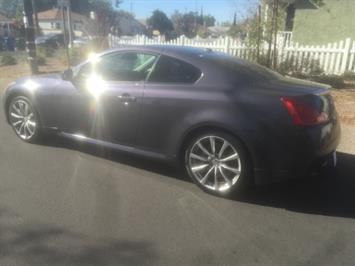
[187, 136, 242, 192]
[9, 98, 38, 141]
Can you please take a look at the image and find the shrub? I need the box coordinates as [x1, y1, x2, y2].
[310, 75, 345, 89]
[57, 47, 86, 66]
[69, 47, 90, 65]
[35, 56, 46, 66]
[37, 46, 55, 57]
[1, 55, 17, 65]
[278, 56, 323, 76]
[256, 54, 269, 68]
[342, 71, 355, 81]
[15, 38, 26, 50]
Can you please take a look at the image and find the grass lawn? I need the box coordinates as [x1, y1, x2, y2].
[0, 53, 67, 92]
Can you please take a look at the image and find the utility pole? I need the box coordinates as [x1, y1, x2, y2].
[67, 0, 73, 48]
[61, 3, 70, 68]
[23, 0, 38, 75]
[256, 4, 262, 63]
[31, 0, 40, 36]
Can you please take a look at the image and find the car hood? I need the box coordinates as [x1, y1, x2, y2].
[12, 73, 63, 91]
[17, 73, 62, 84]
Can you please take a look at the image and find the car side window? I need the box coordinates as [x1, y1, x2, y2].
[148, 55, 202, 84]
[77, 52, 157, 82]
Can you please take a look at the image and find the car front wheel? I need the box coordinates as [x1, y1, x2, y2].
[185, 131, 252, 197]
[8, 96, 42, 143]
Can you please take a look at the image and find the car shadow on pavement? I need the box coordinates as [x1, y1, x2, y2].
[40, 136, 355, 219]
[0, 207, 158, 266]
[39, 135, 190, 182]
[234, 152, 355, 219]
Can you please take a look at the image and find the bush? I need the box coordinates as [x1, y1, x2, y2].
[256, 54, 269, 68]
[1, 55, 17, 66]
[37, 46, 55, 57]
[35, 55, 46, 66]
[15, 38, 26, 50]
[278, 56, 323, 76]
[69, 47, 85, 60]
[310, 75, 345, 89]
[57, 47, 86, 66]
[342, 71, 355, 81]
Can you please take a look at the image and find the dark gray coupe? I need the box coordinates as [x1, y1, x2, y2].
[2, 46, 341, 196]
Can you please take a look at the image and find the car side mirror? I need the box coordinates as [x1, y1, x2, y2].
[62, 69, 73, 81]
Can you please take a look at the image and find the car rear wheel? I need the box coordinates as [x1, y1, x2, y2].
[8, 96, 42, 143]
[184, 131, 252, 197]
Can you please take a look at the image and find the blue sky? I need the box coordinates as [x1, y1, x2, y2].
[113, 0, 259, 23]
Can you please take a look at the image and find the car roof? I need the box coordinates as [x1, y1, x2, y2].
[104, 45, 215, 60]
[91, 45, 278, 86]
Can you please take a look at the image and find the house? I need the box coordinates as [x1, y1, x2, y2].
[262, 0, 318, 44]
[207, 26, 230, 37]
[36, 8, 87, 36]
[290, 0, 355, 44]
[263, 0, 355, 45]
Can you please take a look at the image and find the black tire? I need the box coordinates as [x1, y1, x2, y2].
[184, 131, 253, 197]
[8, 96, 42, 143]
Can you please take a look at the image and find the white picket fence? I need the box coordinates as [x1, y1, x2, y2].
[108, 34, 355, 75]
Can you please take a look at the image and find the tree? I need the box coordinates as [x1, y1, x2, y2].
[171, 10, 184, 35]
[0, 0, 23, 18]
[202, 15, 215, 27]
[147, 10, 174, 36]
[171, 11, 215, 38]
[228, 24, 244, 39]
[83, 0, 122, 49]
[180, 12, 199, 37]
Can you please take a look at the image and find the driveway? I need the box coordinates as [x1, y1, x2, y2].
[0, 108, 355, 266]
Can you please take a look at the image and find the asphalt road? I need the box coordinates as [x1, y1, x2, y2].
[1, 108, 355, 266]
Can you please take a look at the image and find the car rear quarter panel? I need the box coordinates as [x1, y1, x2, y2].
[137, 82, 283, 170]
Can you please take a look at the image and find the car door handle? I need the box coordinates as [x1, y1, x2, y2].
[117, 94, 137, 102]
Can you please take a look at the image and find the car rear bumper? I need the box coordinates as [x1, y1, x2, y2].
[253, 116, 341, 185]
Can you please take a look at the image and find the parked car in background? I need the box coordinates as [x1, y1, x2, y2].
[2, 46, 341, 197]
[73, 36, 89, 47]
[35, 33, 64, 48]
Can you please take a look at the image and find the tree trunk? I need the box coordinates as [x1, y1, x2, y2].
[31, 0, 40, 36]
[23, 0, 38, 74]
[272, 0, 279, 70]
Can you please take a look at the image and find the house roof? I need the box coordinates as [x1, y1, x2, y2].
[284, 0, 318, 9]
[137, 19, 147, 26]
[37, 8, 87, 22]
[208, 26, 229, 34]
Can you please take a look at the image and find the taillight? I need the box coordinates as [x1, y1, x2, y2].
[281, 95, 330, 126]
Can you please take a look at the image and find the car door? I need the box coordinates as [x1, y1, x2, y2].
[136, 55, 203, 155]
[55, 51, 158, 147]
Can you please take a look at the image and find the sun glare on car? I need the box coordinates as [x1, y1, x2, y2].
[85, 73, 107, 99]
[23, 79, 39, 92]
